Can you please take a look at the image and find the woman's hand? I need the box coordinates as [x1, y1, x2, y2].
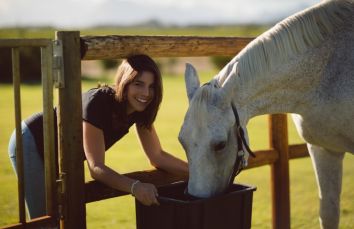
[133, 182, 160, 206]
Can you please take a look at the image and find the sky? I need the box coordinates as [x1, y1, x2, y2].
[0, 0, 320, 28]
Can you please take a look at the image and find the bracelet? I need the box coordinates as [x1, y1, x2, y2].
[130, 180, 140, 196]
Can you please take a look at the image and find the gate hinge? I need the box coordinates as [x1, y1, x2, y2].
[52, 40, 65, 88]
[56, 172, 66, 219]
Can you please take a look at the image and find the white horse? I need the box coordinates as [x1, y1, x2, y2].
[178, 0, 354, 228]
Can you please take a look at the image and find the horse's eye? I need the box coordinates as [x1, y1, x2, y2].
[214, 141, 226, 151]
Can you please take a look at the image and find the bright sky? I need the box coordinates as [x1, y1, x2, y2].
[0, 0, 320, 28]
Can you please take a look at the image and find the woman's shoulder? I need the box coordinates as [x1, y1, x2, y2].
[85, 86, 115, 97]
[82, 86, 118, 109]
[82, 86, 119, 125]
[83, 86, 116, 102]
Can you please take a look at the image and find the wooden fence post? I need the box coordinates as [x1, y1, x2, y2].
[269, 114, 290, 229]
[56, 31, 86, 229]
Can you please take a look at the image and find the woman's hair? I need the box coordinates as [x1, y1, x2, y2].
[114, 54, 163, 129]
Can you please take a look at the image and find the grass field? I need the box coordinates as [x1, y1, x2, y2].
[1, 26, 353, 228]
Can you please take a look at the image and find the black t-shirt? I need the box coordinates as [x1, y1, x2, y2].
[25, 86, 137, 159]
[82, 86, 137, 150]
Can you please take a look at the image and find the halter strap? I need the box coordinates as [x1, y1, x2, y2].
[228, 103, 256, 187]
[232, 102, 255, 157]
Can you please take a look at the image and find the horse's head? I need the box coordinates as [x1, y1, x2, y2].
[179, 63, 251, 198]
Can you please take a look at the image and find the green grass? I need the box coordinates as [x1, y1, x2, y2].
[1, 71, 353, 229]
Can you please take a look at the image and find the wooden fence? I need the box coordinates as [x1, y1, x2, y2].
[2, 31, 309, 229]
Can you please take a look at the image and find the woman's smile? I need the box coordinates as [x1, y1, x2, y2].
[126, 71, 155, 114]
[136, 97, 149, 103]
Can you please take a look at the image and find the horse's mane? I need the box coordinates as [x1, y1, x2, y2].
[217, 0, 354, 84]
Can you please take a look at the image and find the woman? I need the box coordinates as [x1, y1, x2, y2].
[8, 54, 189, 219]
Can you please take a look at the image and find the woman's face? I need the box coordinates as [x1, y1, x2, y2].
[126, 71, 155, 114]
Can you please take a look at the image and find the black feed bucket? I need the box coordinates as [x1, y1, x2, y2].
[135, 181, 256, 229]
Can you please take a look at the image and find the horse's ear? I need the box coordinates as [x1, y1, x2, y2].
[221, 62, 239, 96]
[185, 63, 200, 102]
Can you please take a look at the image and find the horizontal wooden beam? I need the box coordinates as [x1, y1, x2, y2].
[85, 169, 187, 203]
[289, 143, 308, 159]
[0, 39, 52, 48]
[246, 149, 278, 169]
[1, 216, 56, 229]
[80, 35, 254, 60]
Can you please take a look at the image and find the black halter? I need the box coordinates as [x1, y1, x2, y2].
[229, 102, 256, 187]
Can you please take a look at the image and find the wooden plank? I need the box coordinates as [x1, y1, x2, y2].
[85, 170, 187, 203]
[81, 35, 254, 60]
[269, 114, 290, 229]
[0, 39, 51, 48]
[1, 216, 56, 229]
[289, 143, 308, 159]
[246, 149, 278, 169]
[56, 31, 86, 229]
[11, 47, 26, 224]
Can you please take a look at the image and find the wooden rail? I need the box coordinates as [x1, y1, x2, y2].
[0, 39, 51, 47]
[1, 217, 56, 229]
[80, 35, 254, 59]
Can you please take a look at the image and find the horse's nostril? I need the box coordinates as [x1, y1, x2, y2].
[214, 141, 226, 151]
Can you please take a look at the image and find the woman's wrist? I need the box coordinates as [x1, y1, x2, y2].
[130, 180, 141, 196]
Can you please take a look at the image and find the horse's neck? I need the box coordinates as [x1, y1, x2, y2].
[233, 43, 333, 123]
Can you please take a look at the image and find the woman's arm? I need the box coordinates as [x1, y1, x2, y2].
[83, 121, 159, 205]
[136, 124, 189, 179]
